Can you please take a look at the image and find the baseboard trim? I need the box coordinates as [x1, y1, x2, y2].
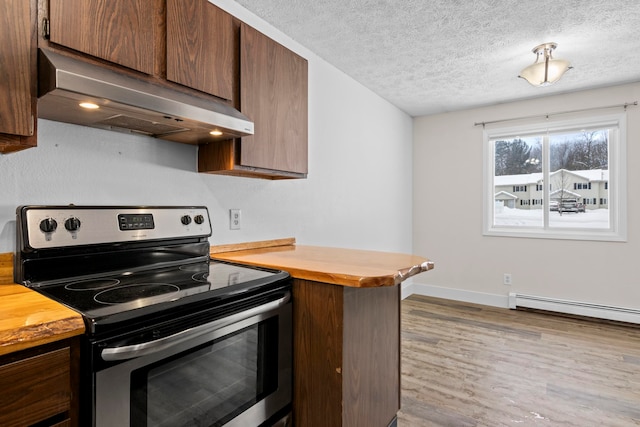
[403, 283, 508, 308]
[509, 292, 640, 325]
[402, 283, 640, 325]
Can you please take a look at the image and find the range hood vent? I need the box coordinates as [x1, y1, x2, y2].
[37, 49, 254, 144]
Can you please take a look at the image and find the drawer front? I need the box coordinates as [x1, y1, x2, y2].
[0, 347, 71, 426]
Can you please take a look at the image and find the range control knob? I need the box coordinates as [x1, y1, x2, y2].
[194, 214, 205, 225]
[64, 217, 82, 232]
[180, 215, 192, 225]
[39, 218, 58, 233]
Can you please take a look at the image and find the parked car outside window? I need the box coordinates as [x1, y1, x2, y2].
[558, 199, 585, 213]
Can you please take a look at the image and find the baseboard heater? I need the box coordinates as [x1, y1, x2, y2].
[508, 292, 640, 325]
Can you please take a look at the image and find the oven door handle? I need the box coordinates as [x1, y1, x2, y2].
[101, 291, 290, 361]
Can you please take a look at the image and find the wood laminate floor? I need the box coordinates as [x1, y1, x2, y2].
[397, 295, 640, 426]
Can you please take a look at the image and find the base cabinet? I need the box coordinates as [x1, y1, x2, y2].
[0, 338, 79, 427]
[293, 279, 400, 426]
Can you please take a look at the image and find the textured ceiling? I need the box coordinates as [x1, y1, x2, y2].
[233, 0, 640, 117]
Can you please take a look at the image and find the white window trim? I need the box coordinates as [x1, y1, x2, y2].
[482, 112, 627, 242]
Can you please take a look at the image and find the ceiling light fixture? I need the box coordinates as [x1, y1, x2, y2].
[519, 42, 572, 87]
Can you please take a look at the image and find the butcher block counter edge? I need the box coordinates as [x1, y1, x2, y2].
[210, 238, 435, 288]
[0, 236, 434, 355]
[0, 253, 85, 357]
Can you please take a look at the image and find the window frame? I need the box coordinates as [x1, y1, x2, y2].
[482, 112, 627, 242]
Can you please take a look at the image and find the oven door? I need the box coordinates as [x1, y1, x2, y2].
[92, 290, 292, 427]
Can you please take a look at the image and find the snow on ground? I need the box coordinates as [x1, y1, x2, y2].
[495, 207, 609, 228]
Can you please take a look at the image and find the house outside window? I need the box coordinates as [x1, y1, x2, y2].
[483, 113, 627, 241]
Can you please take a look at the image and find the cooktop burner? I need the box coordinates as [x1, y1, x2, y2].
[94, 283, 180, 305]
[65, 278, 121, 291]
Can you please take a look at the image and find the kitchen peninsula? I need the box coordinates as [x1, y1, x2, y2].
[211, 238, 434, 427]
[0, 239, 433, 427]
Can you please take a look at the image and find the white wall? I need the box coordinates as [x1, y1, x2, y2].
[412, 82, 640, 309]
[0, 1, 413, 257]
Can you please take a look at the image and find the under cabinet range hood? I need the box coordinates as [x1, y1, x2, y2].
[37, 49, 254, 144]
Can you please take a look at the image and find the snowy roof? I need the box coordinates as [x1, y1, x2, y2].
[494, 169, 608, 186]
[570, 169, 609, 181]
[494, 191, 517, 200]
[494, 173, 542, 186]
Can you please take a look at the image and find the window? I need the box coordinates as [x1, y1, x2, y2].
[573, 183, 591, 190]
[483, 113, 627, 241]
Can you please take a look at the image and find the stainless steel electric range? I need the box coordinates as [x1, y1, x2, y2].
[14, 205, 292, 427]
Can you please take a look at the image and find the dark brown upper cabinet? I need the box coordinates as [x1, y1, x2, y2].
[0, 0, 37, 154]
[199, 24, 308, 179]
[166, 0, 236, 101]
[240, 24, 308, 176]
[47, 0, 235, 101]
[4, 0, 308, 178]
[47, 0, 164, 76]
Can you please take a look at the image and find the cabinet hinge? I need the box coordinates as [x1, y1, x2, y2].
[42, 18, 50, 39]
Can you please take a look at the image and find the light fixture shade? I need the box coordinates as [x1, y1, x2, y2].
[519, 42, 571, 87]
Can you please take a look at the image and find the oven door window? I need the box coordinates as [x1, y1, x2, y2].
[130, 317, 278, 427]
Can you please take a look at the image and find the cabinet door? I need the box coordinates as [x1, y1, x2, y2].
[0, 347, 71, 426]
[240, 24, 308, 175]
[166, 0, 236, 101]
[48, 0, 163, 75]
[0, 0, 36, 153]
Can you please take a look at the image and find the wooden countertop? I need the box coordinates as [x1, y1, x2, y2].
[211, 238, 434, 288]
[0, 238, 433, 355]
[0, 253, 85, 357]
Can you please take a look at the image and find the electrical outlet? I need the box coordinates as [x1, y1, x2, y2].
[230, 209, 241, 230]
[503, 273, 512, 286]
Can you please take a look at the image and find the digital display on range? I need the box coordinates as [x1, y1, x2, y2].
[118, 213, 155, 230]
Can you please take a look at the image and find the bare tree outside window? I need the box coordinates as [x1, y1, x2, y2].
[550, 130, 608, 172]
